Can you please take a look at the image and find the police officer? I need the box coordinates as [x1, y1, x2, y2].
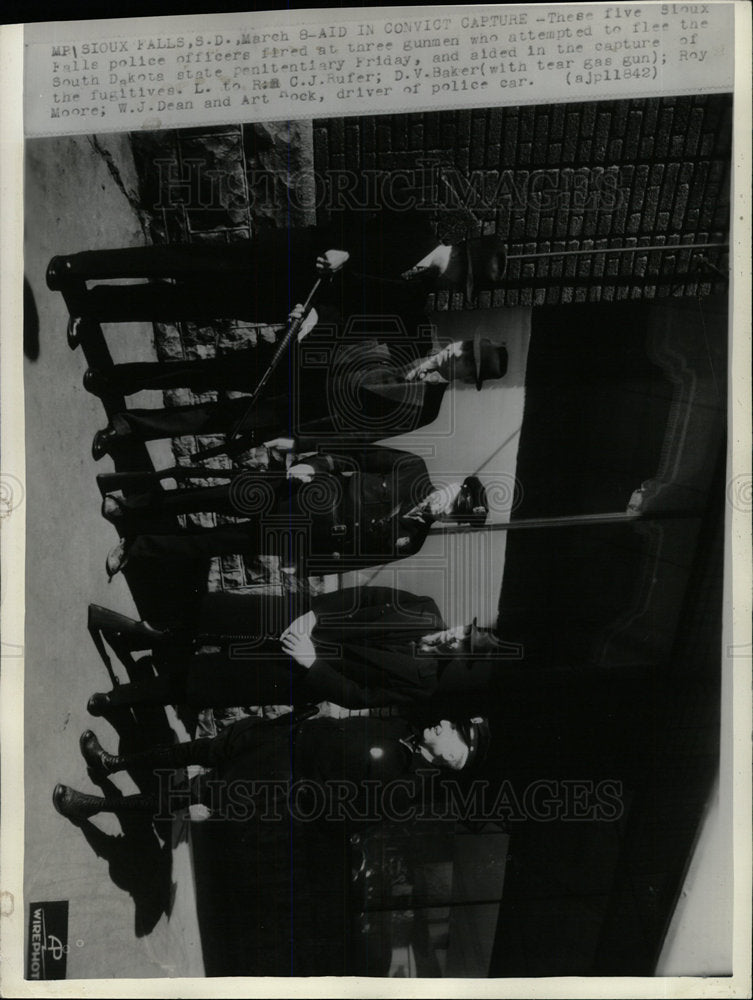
[88, 333, 508, 460]
[85, 585, 502, 715]
[52, 710, 492, 823]
[102, 446, 489, 578]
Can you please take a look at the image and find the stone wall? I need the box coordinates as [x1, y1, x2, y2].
[129, 121, 314, 590]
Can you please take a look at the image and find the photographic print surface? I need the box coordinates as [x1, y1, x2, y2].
[9, 2, 746, 991]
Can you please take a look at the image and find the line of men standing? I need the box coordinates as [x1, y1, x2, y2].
[53, 208, 510, 827]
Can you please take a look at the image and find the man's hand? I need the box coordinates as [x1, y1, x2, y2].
[417, 625, 468, 650]
[282, 609, 317, 637]
[405, 342, 462, 382]
[264, 436, 296, 452]
[264, 437, 296, 465]
[288, 302, 318, 342]
[417, 628, 447, 648]
[315, 701, 351, 719]
[287, 463, 316, 484]
[405, 356, 436, 382]
[316, 250, 350, 275]
[405, 363, 447, 384]
[280, 609, 317, 667]
[280, 631, 317, 669]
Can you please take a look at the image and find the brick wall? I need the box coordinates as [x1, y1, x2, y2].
[313, 95, 731, 306]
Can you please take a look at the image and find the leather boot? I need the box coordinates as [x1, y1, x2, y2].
[53, 784, 157, 823]
[79, 729, 208, 774]
[92, 426, 123, 462]
[87, 675, 183, 716]
[79, 730, 121, 779]
[87, 604, 167, 651]
[83, 368, 111, 398]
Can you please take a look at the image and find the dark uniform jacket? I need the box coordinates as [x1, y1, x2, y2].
[105, 218, 445, 445]
[190, 710, 431, 976]
[53, 214, 438, 324]
[291, 337, 447, 443]
[214, 713, 424, 797]
[293, 716, 421, 788]
[113, 334, 448, 449]
[193, 585, 445, 710]
[303, 585, 444, 708]
[123, 444, 438, 571]
[289, 444, 437, 573]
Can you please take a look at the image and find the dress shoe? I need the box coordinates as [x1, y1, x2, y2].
[91, 427, 119, 462]
[53, 783, 156, 821]
[83, 368, 111, 397]
[82, 733, 187, 773]
[80, 729, 119, 778]
[105, 540, 129, 580]
[87, 604, 166, 650]
[87, 692, 112, 717]
[52, 784, 104, 822]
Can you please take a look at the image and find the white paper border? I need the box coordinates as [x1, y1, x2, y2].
[2, 2, 751, 997]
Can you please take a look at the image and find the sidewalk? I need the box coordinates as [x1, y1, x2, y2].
[23, 133, 204, 979]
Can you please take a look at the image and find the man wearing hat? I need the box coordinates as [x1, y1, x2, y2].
[401, 231, 507, 305]
[89, 328, 508, 459]
[52, 707, 492, 824]
[404, 333, 508, 391]
[102, 446, 490, 577]
[81, 218, 506, 397]
[83, 584, 501, 716]
[52, 704, 489, 981]
[82, 206, 440, 402]
[92, 317, 507, 459]
[87, 226, 508, 458]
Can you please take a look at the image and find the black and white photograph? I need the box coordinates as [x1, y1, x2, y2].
[2, 2, 749, 992]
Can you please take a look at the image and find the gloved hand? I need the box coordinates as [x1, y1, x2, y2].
[316, 249, 350, 275]
[287, 303, 319, 342]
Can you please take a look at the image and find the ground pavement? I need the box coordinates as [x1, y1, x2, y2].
[22, 133, 204, 980]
